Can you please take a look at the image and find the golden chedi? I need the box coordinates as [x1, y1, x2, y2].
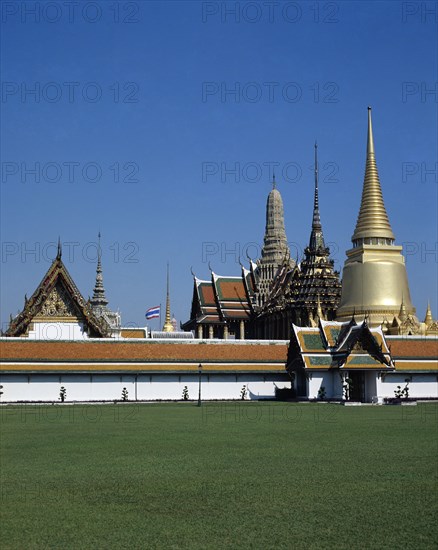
[337, 108, 415, 325]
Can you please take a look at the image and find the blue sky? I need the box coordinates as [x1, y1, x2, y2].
[1, 0, 437, 330]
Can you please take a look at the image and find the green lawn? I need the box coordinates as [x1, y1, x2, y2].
[1, 402, 437, 549]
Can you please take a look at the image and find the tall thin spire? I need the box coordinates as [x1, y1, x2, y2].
[352, 107, 395, 243]
[57, 236, 62, 260]
[90, 232, 108, 307]
[399, 294, 407, 322]
[312, 141, 321, 230]
[424, 302, 433, 325]
[309, 142, 325, 250]
[162, 262, 174, 332]
[272, 171, 276, 190]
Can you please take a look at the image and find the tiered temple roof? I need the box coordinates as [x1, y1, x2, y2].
[213, 273, 252, 320]
[187, 277, 221, 325]
[182, 268, 254, 338]
[287, 318, 394, 372]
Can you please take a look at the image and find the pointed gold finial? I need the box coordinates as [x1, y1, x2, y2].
[162, 262, 174, 332]
[424, 301, 433, 326]
[352, 107, 395, 244]
[366, 106, 374, 155]
[399, 294, 407, 322]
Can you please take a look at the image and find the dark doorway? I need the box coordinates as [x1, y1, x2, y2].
[296, 371, 307, 397]
[349, 371, 365, 402]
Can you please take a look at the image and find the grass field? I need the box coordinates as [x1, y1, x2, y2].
[1, 402, 437, 549]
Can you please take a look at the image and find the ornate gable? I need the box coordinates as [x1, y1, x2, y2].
[5, 246, 110, 337]
[400, 315, 421, 335]
[36, 280, 84, 320]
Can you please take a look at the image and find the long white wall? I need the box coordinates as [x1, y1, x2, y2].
[376, 373, 438, 401]
[1, 372, 436, 403]
[0, 373, 291, 402]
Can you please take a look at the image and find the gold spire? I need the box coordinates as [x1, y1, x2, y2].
[162, 263, 174, 332]
[352, 107, 395, 243]
[424, 302, 433, 325]
[399, 295, 407, 322]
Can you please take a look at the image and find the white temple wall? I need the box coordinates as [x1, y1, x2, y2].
[307, 372, 333, 399]
[0, 373, 291, 403]
[376, 373, 438, 401]
[332, 373, 344, 400]
[1, 372, 436, 403]
[304, 371, 437, 402]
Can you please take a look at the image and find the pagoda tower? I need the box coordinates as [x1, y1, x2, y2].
[162, 263, 174, 332]
[336, 107, 415, 325]
[290, 143, 341, 325]
[255, 174, 294, 308]
[89, 233, 121, 332]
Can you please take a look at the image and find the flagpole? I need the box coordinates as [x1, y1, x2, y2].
[159, 303, 162, 330]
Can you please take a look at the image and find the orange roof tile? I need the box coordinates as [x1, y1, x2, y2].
[388, 338, 438, 359]
[0, 339, 288, 366]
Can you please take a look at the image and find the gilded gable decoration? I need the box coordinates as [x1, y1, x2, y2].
[5, 241, 110, 338]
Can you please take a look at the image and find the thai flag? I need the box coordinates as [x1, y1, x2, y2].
[145, 306, 160, 320]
